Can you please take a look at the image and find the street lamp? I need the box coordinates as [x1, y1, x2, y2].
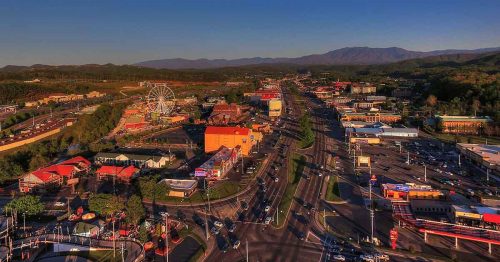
[163, 212, 170, 262]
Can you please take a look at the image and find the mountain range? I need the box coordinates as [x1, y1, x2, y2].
[134, 46, 500, 69]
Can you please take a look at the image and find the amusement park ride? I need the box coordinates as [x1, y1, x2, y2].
[146, 85, 176, 116]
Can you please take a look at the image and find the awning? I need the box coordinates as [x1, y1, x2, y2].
[483, 213, 500, 224]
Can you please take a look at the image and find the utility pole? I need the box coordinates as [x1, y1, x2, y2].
[399, 143, 402, 154]
[368, 172, 375, 243]
[165, 213, 169, 262]
[353, 147, 356, 169]
[204, 211, 209, 240]
[246, 238, 249, 262]
[23, 212, 26, 235]
[424, 164, 427, 182]
[487, 169, 490, 182]
[112, 219, 116, 258]
[458, 154, 461, 168]
[407, 151, 410, 165]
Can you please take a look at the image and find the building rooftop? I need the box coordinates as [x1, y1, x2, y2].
[436, 115, 492, 122]
[457, 143, 500, 166]
[205, 126, 250, 136]
[160, 179, 197, 190]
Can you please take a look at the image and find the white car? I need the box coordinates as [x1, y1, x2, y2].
[264, 205, 271, 212]
[264, 216, 272, 224]
[54, 202, 66, 207]
[333, 254, 345, 261]
[232, 240, 241, 249]
[374, 253, 390, 261]
[214, 221, 223, 228]
[274, 177, 279, 182]
[360, 254, 374, 262]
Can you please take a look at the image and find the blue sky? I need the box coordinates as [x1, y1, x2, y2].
[1, 0, 499, 66]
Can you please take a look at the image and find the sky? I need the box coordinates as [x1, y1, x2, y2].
[1, 0, 499, 66]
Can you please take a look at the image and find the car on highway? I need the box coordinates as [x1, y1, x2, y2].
[54, 201, 66, 207]
[241, 201, 249, 210]
[374, 253, 390, 261]
[333, 254, 345, 261]
[264, 205, 271, 212]
[360, 254, 375, 262]
[297, 232, 305, 241]
[214, 221, 223, 228]
[232, 240, 241, 249]
[484, 189, 493, 196]
[210, 227, 220, 235]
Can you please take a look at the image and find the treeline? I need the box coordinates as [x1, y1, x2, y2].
[0, 82, 98, 104]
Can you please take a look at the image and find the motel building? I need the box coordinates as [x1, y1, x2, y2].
[19, 156, 91, 193]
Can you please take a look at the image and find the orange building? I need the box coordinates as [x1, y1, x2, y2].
[436, 116, 492, 134]
[205, 126, 254, 156]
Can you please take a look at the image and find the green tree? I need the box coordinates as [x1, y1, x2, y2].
[88, 194, 124, 217]
[5, 195, 44, 216]
[138, 226, 149, 243]
[125, 195, 145, 225]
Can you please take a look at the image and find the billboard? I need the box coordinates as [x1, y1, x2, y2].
[194, 168, 207, 177]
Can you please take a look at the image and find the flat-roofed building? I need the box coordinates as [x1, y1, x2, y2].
[204, 126, 255, 156]
[341, 112, 401, 123]
[457, 143, 499, 176]
[160, 179, 198, 197]
[382, 183, 445, 200]
[94, 152, 175, 169]
[435, 115, 492, 134]
[195, 146, 241, 179]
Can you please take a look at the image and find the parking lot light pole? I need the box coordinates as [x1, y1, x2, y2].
[407, 151, 410, 165]
[165, 213, 169, 262]
[424, 164, 427, 182]
[458, 154, 461, 167]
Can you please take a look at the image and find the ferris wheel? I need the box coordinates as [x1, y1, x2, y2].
[146, 85, 176, 115]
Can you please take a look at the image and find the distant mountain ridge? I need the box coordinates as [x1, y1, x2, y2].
[134, 46, 500, 69]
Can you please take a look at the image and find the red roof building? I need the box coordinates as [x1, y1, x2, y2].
[96, 165, 139, 184]
[19, 156, 90, 193]
[208, 103, 242, 125]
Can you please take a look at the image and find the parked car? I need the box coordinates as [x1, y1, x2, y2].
[265, 216, 272, 224]
[333, 254, 345, 261]
[214, 221, 223, 228]
[264, 205, 271, 212]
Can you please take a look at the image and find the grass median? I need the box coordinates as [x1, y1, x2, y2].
[274, 153, 306, 227]
[325, 175, 342, 202]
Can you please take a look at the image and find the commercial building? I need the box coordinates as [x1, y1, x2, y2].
[160, 179, 198, 197]
[267, 99, 282, 118]
[204, 126, 255, 156]
[381, 183, 445, 200]
[19, 156, 91, 193]
[195, 146, 241, 179]
[435, 115, 492, 134]
[350, 85, 376, 94]
[340, 112, 401, 123]
[457, 144, 499, 176]
[208, 103, 242, 125]
[94, 152, 175, 169]
[346, 127, 419, 138]
[25, 91, 106, 107]
[349, 133, 381, 144]
[95, 165, 139, 184]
